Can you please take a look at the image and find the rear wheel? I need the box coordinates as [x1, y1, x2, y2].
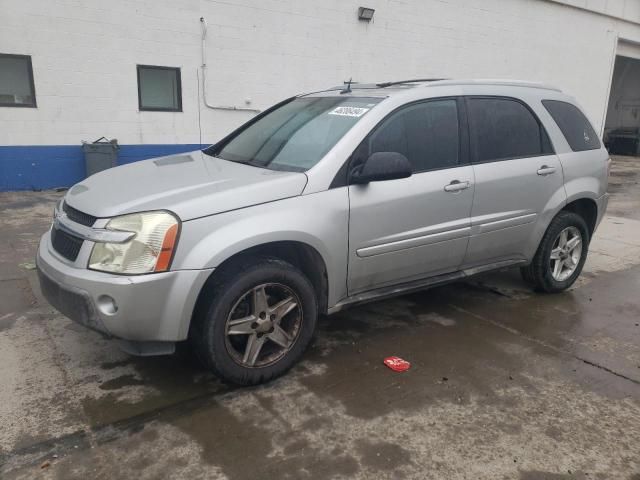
[190, 257, 317, 385]
[520, 211, 589, 293]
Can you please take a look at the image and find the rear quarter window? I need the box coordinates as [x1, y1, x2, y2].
[542, 100, 601, 152]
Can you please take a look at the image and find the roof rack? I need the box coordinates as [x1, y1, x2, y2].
[320, 83, 383, 93]
[376, 78, 448, 88]
[427, 79, 562, 92]
[305, 78, 562, 98]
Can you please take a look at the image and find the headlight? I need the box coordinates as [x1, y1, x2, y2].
[89, 211, 179, 274]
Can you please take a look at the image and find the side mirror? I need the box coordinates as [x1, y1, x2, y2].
[351, 152, 412, 184]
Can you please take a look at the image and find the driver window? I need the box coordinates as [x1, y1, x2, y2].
[362, 99, 460, 173]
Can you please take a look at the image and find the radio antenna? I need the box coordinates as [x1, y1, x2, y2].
[341, 77, 353, 94]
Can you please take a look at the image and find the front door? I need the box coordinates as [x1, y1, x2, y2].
[347, 98, 474, 294]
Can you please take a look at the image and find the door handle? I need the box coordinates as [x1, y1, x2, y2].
[537, 165, 556, 176]
[444, 180, 471, 193]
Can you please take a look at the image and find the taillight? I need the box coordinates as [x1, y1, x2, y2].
[607, 157, 612, 177]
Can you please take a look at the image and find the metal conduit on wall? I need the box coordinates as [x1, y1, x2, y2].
[200, 17, 261, 114]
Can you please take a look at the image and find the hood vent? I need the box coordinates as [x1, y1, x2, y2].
[154, 155, 194, 166]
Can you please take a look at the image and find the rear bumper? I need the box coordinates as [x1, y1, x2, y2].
[595, 192, 609, 232]
[36, 232, 213, 343]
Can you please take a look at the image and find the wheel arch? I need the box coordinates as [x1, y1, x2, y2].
[561, 197, 598, 239]
[190, 240, 330, 337]
[525, 193, 599, 263]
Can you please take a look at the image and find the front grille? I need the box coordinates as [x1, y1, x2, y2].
[51, 226, 84, 261]
[63, 202, 96, 227]
[37, 268, 102, 332]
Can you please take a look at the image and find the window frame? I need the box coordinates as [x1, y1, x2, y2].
[0, 53, 37, 108]
[465, 95, 555, 165]
[332, 96, 469, 188]
[136, 64, 183, 112]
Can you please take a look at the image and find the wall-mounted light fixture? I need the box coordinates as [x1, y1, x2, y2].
[358, 7, 375, 21]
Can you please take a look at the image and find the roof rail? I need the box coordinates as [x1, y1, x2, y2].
[323, 83, 384, 92]
[376, 78, 448, 88]
[426, 79, 562, 92]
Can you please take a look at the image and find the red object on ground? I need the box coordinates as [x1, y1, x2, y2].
[383, 356, 411, 372]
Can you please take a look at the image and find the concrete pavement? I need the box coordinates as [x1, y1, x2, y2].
[0, 156, 639, 479]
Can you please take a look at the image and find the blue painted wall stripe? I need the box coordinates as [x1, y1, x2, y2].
[0, 144, 204, 191]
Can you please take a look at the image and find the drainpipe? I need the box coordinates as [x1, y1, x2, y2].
[199, 17, 261, 113]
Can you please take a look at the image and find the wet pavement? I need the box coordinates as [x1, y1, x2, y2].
[1, 156, 640, 479]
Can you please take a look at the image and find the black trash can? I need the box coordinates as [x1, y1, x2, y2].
[82, 137, 119, 177]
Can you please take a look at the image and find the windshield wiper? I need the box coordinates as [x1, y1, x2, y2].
[213, 154, 269, 169]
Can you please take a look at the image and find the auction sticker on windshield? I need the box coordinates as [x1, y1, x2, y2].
[329, 106, 370, 117]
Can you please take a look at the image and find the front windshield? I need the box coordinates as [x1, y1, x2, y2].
[206, 96, 383, 172]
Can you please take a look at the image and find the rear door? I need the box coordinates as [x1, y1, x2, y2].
[463, 96, 565, 267]
[347, 98, 474, 293]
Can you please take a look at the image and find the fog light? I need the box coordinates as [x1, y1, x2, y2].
[97, 295, 118, 315]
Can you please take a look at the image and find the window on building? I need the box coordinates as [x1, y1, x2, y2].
[542, 100, 600, 152]
[0, 54, 37, 108]
[361, 99, 460, 173]
[137, 65, 182, 112]
[468, 97, 553, 163]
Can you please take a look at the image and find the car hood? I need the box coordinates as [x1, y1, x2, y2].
[64, 151, 308, 221]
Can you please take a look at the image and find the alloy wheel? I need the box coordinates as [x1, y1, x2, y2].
[224, 283, 302, 368]
[549, 226, 583, 282]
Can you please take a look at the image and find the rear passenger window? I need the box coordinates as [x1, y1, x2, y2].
[364, 99, 460, 173]
[468, 97, 553, 163]
[542, 100, 600, 152]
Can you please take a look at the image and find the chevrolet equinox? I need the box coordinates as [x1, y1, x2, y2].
[37, 79, 610, 385]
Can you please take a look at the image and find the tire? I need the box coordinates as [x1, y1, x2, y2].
[520, 211, 590, 293]
[190, 257, 317, 385]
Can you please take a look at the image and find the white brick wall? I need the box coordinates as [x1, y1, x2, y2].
[1, 0, 640, 146]
[551, 0, 640, 22]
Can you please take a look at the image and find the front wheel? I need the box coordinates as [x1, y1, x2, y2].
[190, 257, 318, 385]
[520, 211, 590, 293]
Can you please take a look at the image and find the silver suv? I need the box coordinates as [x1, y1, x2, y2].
[37, 79, 610, 385]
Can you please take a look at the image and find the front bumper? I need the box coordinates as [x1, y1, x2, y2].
[36, 231, 213, 343]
